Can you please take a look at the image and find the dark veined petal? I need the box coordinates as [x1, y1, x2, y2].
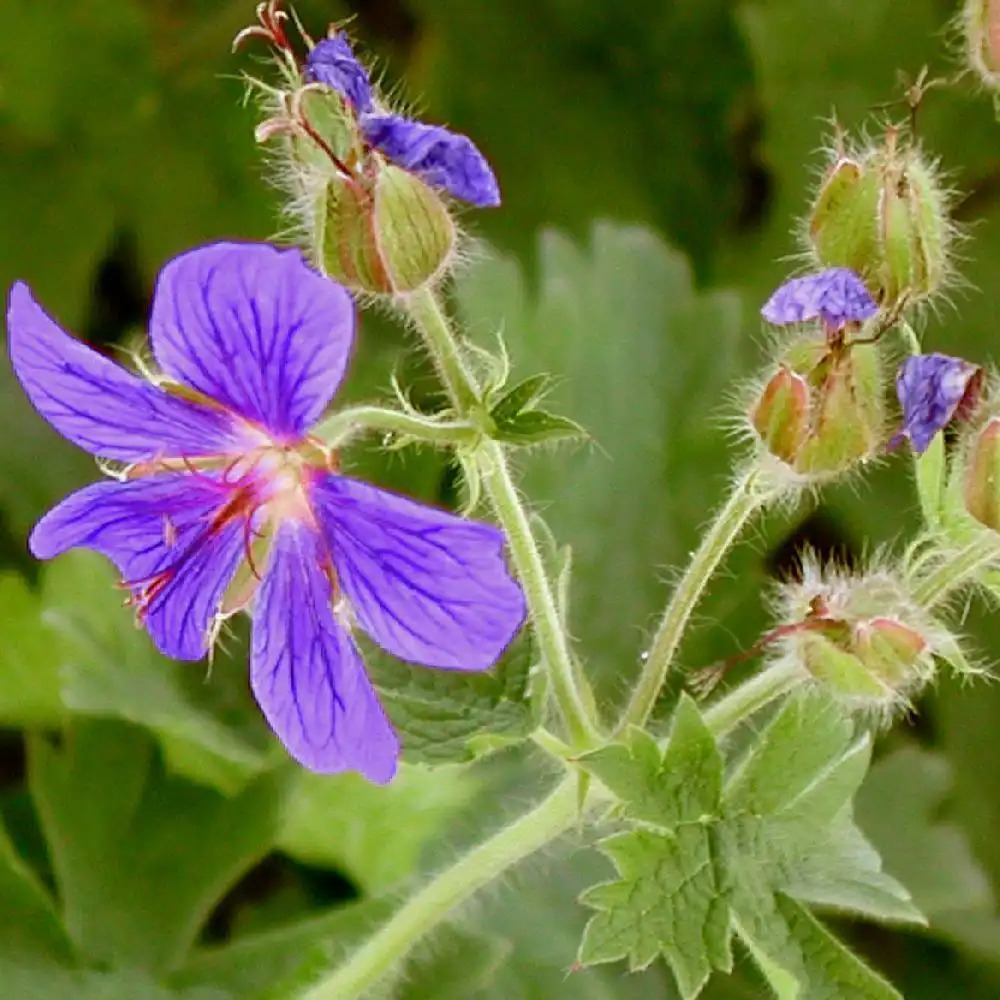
[313, 475, 526, 671]
[895, 353, 983, 454]
[361, 114, 501, 208]
[149, 243, 355, 439]
[250, 521, 398, 782]
[304, 34, 373, 113]
[30, 473, 244, 660]
[761, 268, 877, 331]
[7, 283, 237, 462]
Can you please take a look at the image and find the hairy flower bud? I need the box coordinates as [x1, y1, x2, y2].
[963, 0, 1000, 92]
[773, 560, 959, 713]
[807, 132, 951, 308]
[321, 164, 456, 295]
[750, 335, 885, 479]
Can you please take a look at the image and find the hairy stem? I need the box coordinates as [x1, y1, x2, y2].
[911, 536, 1000, 607]
[295, 652, 788, 1000]
[296, 777, 581, 1000]
[313, 404, 480, 449]
[703, 659, 803, 739]
[617, 466, 771, 732]
[403, 286, 601, 747]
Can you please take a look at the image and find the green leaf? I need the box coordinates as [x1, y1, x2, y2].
[365, 632, 537, 765]
[577, 695, 918, 997]
[28, 719, 289, 973]
[277, 763, 478, 894]
[420, 0, 752, 269]
[855, 745, 1000, 958]
[42, 552, 276, 794]
[456, 223, 749, 700]
[734, 894, 902, 1000]
[173, 898, 394, 1000]
[0, 811, 73, 965]
[489, 373, 552, 424]
[579, 826, 732, 994]
[0, 573, 65, 726]
[492, 409, 588, 446]
[580, 695, 722, 827]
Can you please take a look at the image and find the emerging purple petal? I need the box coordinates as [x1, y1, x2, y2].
[361, 114, 501, 208]
[304, 34, 373, 113]
[313, 475, 526, 670]
[7, 283, 237, 463]
[30, 473, 244, 660]
[761, 268, 877, 331]
[251, 521, 398, 781]
[894, 353, 983, 454]
[149, 243, 355, 440]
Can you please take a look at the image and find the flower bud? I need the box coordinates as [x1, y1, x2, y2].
[750, 337, 885, 479]
[322, 164, 456, 295]
[807, 132, 951, 308]
[964, 416, 1000, 531]
[775, 562, 950, 712]
[963, 0, 1000, 91]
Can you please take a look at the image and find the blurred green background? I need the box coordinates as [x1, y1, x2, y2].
[4, 0, 1000, 997]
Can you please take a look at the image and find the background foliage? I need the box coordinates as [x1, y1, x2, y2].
[2, 0, 1000, 996]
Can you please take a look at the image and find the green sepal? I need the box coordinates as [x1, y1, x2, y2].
[491, 409, 588, 446]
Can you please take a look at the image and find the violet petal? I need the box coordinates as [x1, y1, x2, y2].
[7, 283, 236, 463]
[361, 113, 501, 208]
[304, 34, 373, 113]
[896, 353, 982, 454]
[149, 243, 355, 440]
[761, 268, 877, 331]
[313, 475, 526, 670]
[30, 473, 244, 660]
[250, 521, 398, 782]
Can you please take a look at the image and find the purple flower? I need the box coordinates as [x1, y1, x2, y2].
[303, 32, 500, 207]
[361, 115, 501, 208]
[894, 353, 983, 454]
[761, 268, 878, 331]
[7, 242, 526, 783]
[304, 34, 373, 114]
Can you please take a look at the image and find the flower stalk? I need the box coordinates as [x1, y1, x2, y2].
[402, 286, 602, 748]
[297, 776, 582, 1000]
[313, 404, 480, 449]
[617, 466, 773, 733]
[911, 536, 1000, 607]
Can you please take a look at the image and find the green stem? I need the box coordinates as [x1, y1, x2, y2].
[617, 467, 770, 732]
[294, 644, 795, 1000]
[479, 439, 600, 746]
[911, 536, 1000, 607]
[313, 404, 479, 449]
[403, 286, 600, 747]
[296, 777, 580, 1000]
[703, 660, 803, 740]
[404, 286, 481, 413]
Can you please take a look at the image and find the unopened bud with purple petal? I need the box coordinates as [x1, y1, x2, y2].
[807, 131, 953, 309]
[362, 114, 501, 209]
[893, 353, 983, 454]
[305, 33, 373, 114]
[761, 268, 877, 332]
[749, 333, 886, 480]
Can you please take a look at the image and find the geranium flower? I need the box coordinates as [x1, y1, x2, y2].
[761, 267, 877, 331]
[893, 353, 983, 454]
[305, 34, 501, 207]
[6, 242, 525, 782]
